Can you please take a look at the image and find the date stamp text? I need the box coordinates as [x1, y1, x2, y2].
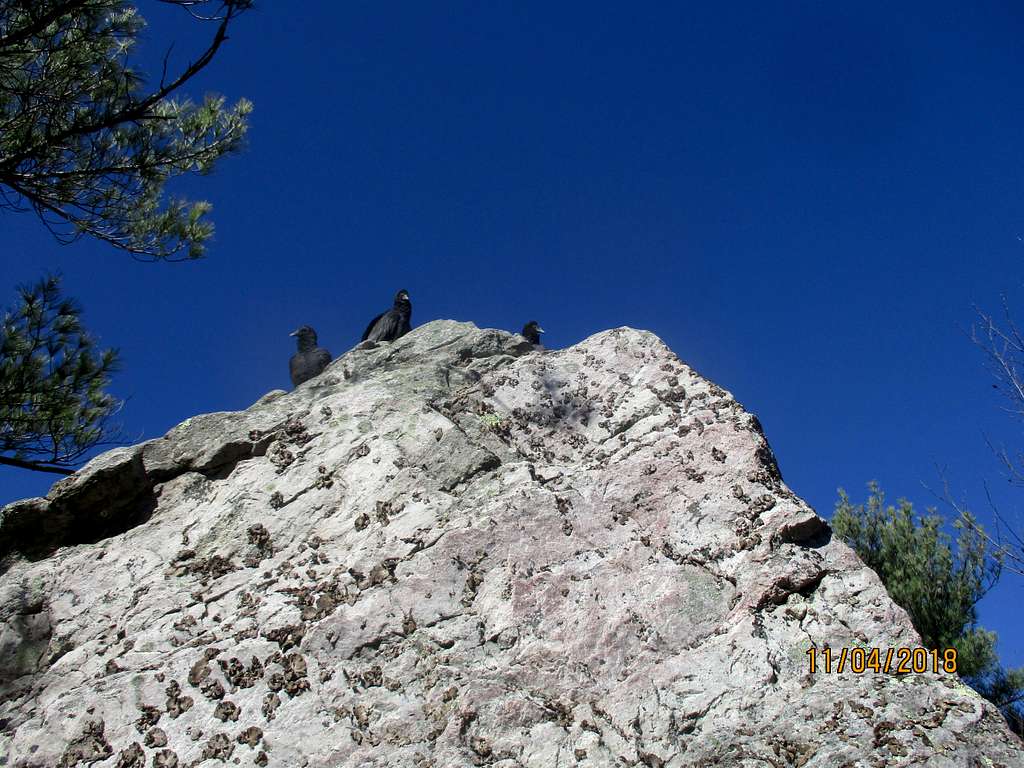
[806, 646, 957, 675]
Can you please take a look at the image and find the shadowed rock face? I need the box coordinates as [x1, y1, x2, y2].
[0, 320, 1020, 767]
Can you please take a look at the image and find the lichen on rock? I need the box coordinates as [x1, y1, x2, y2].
[0, 320, 1020, 767]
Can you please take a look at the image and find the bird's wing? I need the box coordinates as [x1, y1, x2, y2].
[366, 310, 401, 342]
[361, 311, 386, 341]
[315, 348, 332, 369]
[289, 353, 304, 386]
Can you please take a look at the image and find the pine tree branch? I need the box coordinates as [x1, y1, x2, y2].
[0, 0, 91, 50]
[0, 1, 245, 169]
[0, 453, 73, 474]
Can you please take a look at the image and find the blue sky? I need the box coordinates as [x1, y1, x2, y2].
[3, 2, 1023, 667]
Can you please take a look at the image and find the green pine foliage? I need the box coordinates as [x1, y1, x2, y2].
[833, 483, 997, 674]
[0, 275, 119, 474]
[0, 0, 252, 259]
[971, 665, 1024, 735]
[834, 482, 1022, 735]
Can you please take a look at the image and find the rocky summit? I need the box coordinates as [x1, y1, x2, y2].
[0, 320, 1020, 768]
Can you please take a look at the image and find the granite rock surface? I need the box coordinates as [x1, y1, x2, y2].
[1, 320, 1020, 767]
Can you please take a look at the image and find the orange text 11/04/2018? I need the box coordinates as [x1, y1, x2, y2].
[806, 646, 957, 675]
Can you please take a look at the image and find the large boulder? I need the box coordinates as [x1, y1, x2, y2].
[0, 320, 1019, 767]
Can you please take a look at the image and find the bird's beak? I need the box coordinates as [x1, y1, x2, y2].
[538, 327, 545, 334]
[289, 330, 298, 337]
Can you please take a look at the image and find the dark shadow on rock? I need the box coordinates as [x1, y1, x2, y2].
[776, 516, 832, 550]
[0, 490, 159, 571]
[201, 462, 238, 482]
[73, 492, 158, 550]
[797, 527, 833, 549]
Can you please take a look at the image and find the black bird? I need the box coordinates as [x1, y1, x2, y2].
[361, 289, 412, 343]
[289, 325, 332, 387]
[521, 320, 545, 348]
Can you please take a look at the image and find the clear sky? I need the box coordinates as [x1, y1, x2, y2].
[3, 2, 1022, 667]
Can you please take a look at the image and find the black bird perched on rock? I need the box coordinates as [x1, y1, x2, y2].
[521, 321, 545, 348]
[289, 326, 332, 387]
[361, 289, 412, 343]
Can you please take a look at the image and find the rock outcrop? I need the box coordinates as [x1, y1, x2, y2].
[0, 320, 1020, 767]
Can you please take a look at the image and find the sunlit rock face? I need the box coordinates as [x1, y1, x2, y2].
[1, 320, 1020, 767]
